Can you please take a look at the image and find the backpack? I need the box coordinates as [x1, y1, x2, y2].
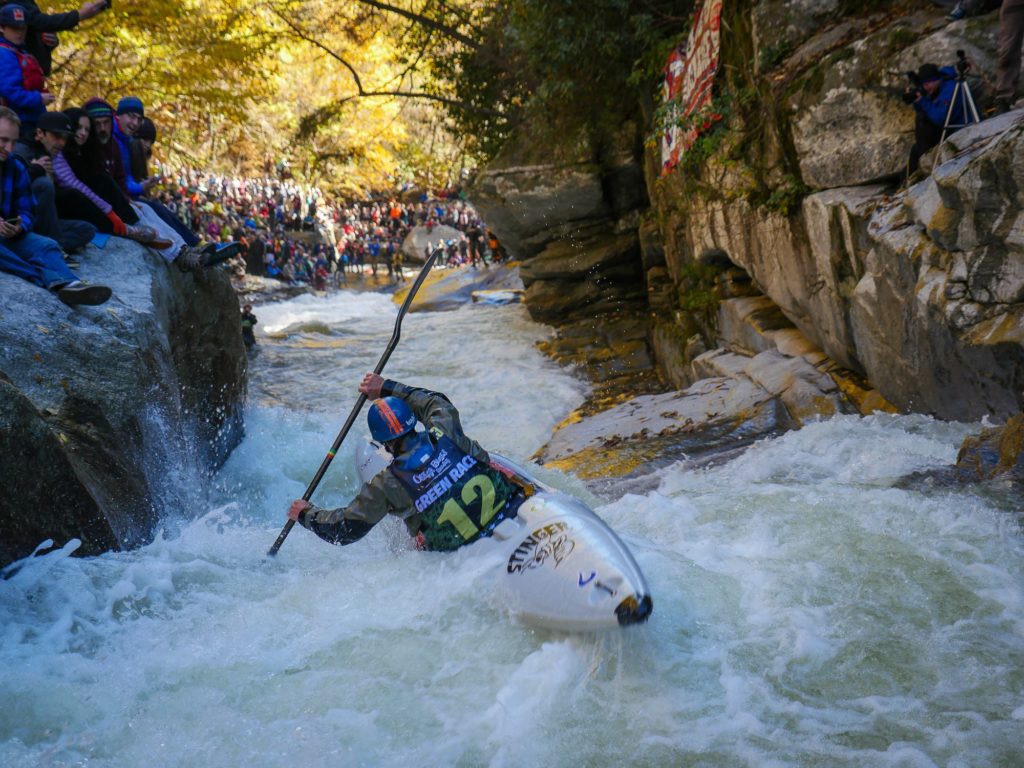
[0, 39, 46, 104]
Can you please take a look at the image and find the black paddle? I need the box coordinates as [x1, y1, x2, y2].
[267, 247, 442, 557]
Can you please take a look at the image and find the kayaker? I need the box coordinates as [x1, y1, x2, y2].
[287, 373, 529, 551]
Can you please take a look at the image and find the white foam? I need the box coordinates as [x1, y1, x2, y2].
[2, 294, 1023, 767]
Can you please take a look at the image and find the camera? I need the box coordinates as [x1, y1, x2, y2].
[903, 72, 923, 104]
[955, 49, 971, 76]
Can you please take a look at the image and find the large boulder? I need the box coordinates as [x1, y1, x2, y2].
[534, 375, 797, 481]
[401, 224, 464, 262]
[654, 109, 1024, 420]
[0, 238, 246, 566]
[468, 122, 648, 262]
[518, 229, 645, 323]
[785, 11, 998, 189]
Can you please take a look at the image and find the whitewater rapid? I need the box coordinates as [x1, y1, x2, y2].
[2, 288, 1022, 767]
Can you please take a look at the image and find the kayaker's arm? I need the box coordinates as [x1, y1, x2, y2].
[294, 472, 409, 546]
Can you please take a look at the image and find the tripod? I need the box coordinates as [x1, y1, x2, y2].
[941, 51, 982, 143]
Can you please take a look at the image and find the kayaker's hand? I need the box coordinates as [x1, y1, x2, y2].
[288, 499, 310, 522]
[359, 372, 384, 399]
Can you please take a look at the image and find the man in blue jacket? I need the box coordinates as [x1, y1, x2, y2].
[0, 105, 110, 305]
[906, 63, 965, 177]
[112, 96, 155, 201]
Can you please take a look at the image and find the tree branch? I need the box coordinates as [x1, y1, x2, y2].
[270, 6, 500, 118]
[354, 0, 480, 50]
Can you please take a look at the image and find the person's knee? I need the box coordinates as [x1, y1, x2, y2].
[32, 176, 55, 202]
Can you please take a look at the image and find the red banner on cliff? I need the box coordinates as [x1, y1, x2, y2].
[661, 0, 724, 173]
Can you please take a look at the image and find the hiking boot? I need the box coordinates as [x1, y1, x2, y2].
[174, 245, 204, 273]
[55, 280, 112, 306]
[126, 225, 175, 250]
[126, 224, 158, 242]
[947, 3, 965, 20]
[201, 241, 242, 268]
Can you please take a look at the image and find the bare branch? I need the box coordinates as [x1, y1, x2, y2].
[354, 0, 480, 50]
[269, 5, 500, 118]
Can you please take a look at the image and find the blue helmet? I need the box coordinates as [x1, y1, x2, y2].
[367, 397, 416, 442]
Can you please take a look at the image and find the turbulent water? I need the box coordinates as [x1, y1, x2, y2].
[2, 288, 1023, 767]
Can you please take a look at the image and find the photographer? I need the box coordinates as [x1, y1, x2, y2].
[904, 62, 966, 177]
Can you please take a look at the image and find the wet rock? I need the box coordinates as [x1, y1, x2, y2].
[0, 378, 117, 565]
[535, 376, 796, 480]
[537, 312, 654, 382]
[0, 238, 246, 567]
[401, 225, 464, 262]
[519, 230, 644, 322]
[395, 263, 523, 312]
[954, 413, 1024, 484]
[471, 288, 524, 305]
[519, 231, 639, 285]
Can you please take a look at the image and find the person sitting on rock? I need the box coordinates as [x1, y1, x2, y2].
[12, 109, 96, 253]
[0, 105, 110, 305]
[72, 100, 231, 272]
[51, 107, 166, 245]
[112, 96, 240, 270]
[112, 96, 157, 201]
[287, 373, 529, 551]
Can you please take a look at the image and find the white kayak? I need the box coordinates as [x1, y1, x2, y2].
[356, 442, 653, 631]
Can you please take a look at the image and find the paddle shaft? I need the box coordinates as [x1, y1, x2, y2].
[266, 248, 441, 557]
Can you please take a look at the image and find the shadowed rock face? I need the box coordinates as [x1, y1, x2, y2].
[0, 238, 246, 567]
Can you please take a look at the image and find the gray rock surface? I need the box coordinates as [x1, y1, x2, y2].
[399, 264, 524, 313]
[401, 225, 464, 262]
[0, 238, 246, 566]
[658, 112, 1024, 420]
[535, 375, 796, 481]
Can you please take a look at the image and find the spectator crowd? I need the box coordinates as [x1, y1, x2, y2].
[0, 0, 503, 310]
[151, 173, 507, 292]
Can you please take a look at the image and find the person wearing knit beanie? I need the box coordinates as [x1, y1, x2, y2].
[115, 96, 143, 117]
[82, 96, 113, 119]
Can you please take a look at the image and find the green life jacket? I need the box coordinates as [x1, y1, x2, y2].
[389, 427, 518, 551]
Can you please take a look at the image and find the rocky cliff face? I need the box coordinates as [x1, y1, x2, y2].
[470, 2, 1022, 480]
[0, 239, 246, 567]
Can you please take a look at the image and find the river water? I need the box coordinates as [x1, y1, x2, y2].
[2, 287, 1022, 767]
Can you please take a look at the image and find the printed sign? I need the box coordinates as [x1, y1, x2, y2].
[661, 0, 724, 173]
